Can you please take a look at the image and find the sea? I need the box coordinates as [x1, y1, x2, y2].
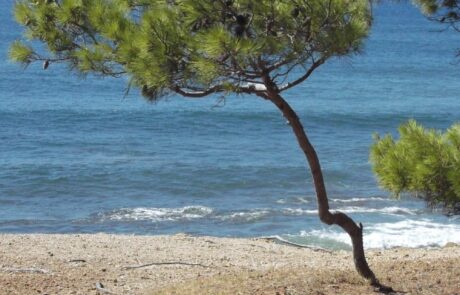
[1, 2, 459, 250]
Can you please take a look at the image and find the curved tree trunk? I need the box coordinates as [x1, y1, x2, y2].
[265, 91, 392, 292]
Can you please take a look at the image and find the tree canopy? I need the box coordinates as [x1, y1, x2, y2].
[11, 0, 370, 100]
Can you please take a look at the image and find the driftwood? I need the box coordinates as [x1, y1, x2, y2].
[0, 267, 51, 274]
[257, 236, 333, 253]
[123, 261, 210, 270]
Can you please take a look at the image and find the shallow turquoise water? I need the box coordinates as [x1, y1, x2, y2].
[0, 2, 459, 249]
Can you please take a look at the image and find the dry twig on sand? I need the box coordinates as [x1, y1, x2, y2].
[257, 236, 333, 253]
[123, 261, 210, 270]
[0, 267, 51, 274]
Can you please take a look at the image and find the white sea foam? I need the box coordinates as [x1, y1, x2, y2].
[334, 206, 418, 215]
[276, 197, 310, 205]
[282, 206, 418, 216]
[295, 197, 310, 204]
[217, 210, 271, 223]
[282, 208, 317, 215]
[103, 207, 273, 224]
[331, 197, 388, 203]
[298, 220, 460, 249]
[102, 206, 213, 222]
[363, 220, 460, 248]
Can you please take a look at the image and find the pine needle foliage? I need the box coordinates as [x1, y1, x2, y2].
[370, 120, 460, 213]
[10, 0, 371, 101]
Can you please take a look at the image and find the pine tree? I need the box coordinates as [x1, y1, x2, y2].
[10, 0, 392, 291]
[371, 120, 460, 213]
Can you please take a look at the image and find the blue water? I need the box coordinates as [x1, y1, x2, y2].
[1, 2, 460, 249]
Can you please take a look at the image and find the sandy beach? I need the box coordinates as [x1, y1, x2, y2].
[0, 234, 459, 295]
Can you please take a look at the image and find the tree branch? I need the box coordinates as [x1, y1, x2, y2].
[279, 57, 326, 92]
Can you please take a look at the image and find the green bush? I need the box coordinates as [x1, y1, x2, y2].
[370, 120, 460, 213]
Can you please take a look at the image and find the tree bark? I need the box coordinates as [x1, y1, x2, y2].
[264, 90, 392, 292]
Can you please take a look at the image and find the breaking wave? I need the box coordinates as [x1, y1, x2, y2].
[96, 206, 213, 222]
[294, 220, 460, 249]
[95, 206, 275, 224]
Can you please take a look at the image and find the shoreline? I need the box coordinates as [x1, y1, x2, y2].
[1, 233, 459, 294]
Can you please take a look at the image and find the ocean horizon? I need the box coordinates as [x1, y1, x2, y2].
[1, 1, 460, 250]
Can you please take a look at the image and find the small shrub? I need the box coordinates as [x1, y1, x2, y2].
[370, 120, 460, 213]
